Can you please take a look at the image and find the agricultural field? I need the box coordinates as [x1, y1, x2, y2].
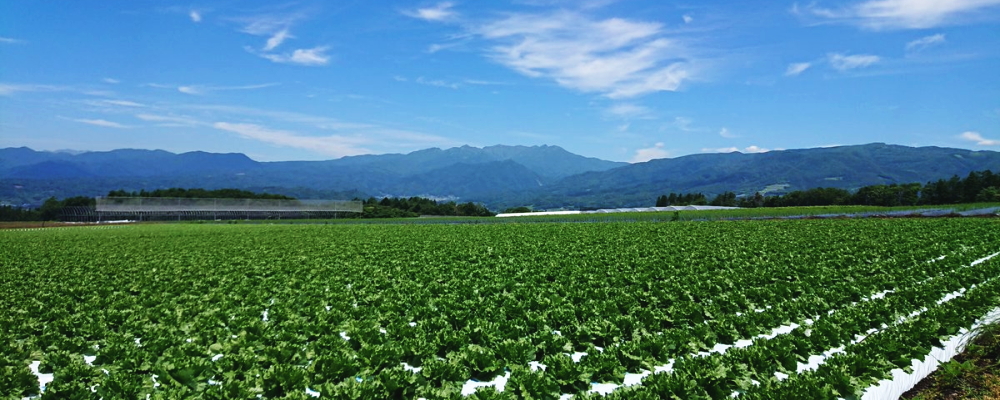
[2, 219, 999, 399]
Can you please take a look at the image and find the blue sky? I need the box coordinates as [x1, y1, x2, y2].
[1, 0, 999, 162]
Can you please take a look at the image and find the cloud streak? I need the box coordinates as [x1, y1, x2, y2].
[213, 122, 372, 157]
[785, 62, 812, 76]
[702, 145, 770, 153]
[828, 53, 880, 71]
[474, 11, 695, 98]
[607, 103, 652, 119]
[0, 83, 66, 96]
[631, 142, 669, 162]
[252, 46, 330, 66]
[72, 118, 130, 129]
[960, 131, 1000, 146]
[719, 127, 737, 138]
[234, 10, 331, 66]
[801, 0, 1000, 30]
[906, 33, 946, 51]
[404, 2, 457, 21]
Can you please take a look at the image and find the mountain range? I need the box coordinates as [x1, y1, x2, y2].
[2, 143, 999, 209]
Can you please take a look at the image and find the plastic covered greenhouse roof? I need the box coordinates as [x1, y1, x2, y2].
[496, 205, 738, 217]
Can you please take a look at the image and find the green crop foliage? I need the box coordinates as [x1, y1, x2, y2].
[1, 219, 999, 399]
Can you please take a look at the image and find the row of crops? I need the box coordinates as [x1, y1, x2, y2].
[1, 219, 999, 399]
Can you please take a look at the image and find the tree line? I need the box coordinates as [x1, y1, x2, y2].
[106, 188, 294, 200]
[657, 170, 1000, 208]
[358, 196, 494, 218]
[1, 189, 496, 221]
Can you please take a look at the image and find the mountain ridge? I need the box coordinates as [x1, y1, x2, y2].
[2, 143, 999, 209]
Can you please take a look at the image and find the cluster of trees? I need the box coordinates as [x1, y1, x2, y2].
[655, 193, 709, 207]
[358, 197, 494, 218]
[657, 170, 1000, 208]
[106, 188, 293, 200]
[0, 196, 95, 221]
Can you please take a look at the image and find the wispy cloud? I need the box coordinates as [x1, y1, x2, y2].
[233, 10, 331, 66]
[213, 122, 372, 157]
[785, 62, 812, 76]
[71, 118, 130, 129]
[682, 14, 693, 23]
[906, 33, 946, 51]
[403, 2, 458, 21]
[147, 82, 278, 95]
[631, 142, 670, 162]
[799, 0, 1000, 30]
[415, 76, 460, 89]
[237, 12, 303, 49]
[828, 53, 880, 71]
[0, 83, 70, 96]
[474, 11, 695, 98]
[102, 78, 120, 84]
[100, 99, 146, 107]
[606, 103, 652, 119]
[702, 145, 770, 153]
[252, 46, 330, 66]
[179, 83, 279, 95]
[189, 10, 202, 22]
[960, 131, 1000, 146]
[173, 104, 457, 153]
[135, 113, 202, 127]
[0, 37, 24, 44]
[264, 29, 293, 51]
[719, 127, 738, 138]
[672, 116, 698, 132]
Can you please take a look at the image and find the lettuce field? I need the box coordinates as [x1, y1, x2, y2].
[2, 219, 999, 399]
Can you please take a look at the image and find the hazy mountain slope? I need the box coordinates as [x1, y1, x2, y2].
[4, 143, 1000, 209]
[387, 160, 546, 198]
[500, 143, 1000, 209]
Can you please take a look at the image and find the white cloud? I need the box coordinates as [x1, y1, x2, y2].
[189, 10, 202, 22]
[803, 0, 1000, 29]
[673, 116, 696, 132]
[702, 145, 769, 153]
[960, 131, 1000, 146]
[73, 118, 130, 129]
[719, 127, 737, 138]
[607, 103, 652, 118]
[463, 79, 507, 85]
[476, 11, 694, 98]
[101, 100, 146, 107]
[0, 37, 24, 44]
[906, 33, 946, 51]
[631, 142, 670, 162]
[785, 62, 812, 76]
[255, 46, 331, 66]
[404, 2, 457, 21]
[415, 76, 460, 89]
[0, 83, 66, 96]
[234, 11, 324, 59]
[682, 14, 693, 23]
[102, 78, 120, 84]
[177, 86, 202, 95]
[828, 53, 880, 71]
[703, 146, 740, 153]
[213, 122, 372, 157]
[135, 113, 202, 127]
[238, 13, 302, 38]
[264, 29, 293, 51]
[152, 82, 279, 95]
